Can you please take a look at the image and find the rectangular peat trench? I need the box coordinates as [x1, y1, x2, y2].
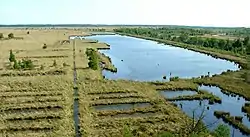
[93, 103, 151, 111]
[160, 90, 197, 99]
[112, 112, 157, 118]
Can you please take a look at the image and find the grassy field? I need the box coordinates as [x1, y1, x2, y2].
[0, 28, 84, 136]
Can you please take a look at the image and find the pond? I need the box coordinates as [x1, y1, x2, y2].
[161, 86, 250, 137]
[85, 35, 239, 81]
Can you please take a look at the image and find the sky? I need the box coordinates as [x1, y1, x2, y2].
[0, 0, 250, 27]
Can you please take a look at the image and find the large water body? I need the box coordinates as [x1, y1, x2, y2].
[85, 35, 239, 81]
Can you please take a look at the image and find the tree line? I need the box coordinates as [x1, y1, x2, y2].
[114, 28, 250, 55]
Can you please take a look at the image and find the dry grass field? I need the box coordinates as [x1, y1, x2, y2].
[0, 28, 84, 137]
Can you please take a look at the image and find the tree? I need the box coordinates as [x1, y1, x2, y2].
[0, 33, 3, 39]
[247, 44, 250, 55]
[243, 36, 250, 46]
[212, 124, 230, 137]
[9, 50, 16, 62]
[232, 39, 243, 48]
[8, 33, 14, 39]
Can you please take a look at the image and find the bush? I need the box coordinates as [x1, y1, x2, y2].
[8, 33, 14, 39]
[212, 124, 230, 137]
[86, 48, 99, 70]
[53, 60, 57, 67]
[63, 62, 68, 67]
[13, 60, 20, 69]
[0, 33, 3, 39]
[170, 76, 179, 81]
[9, 50, 16, 62]
[43, 43, 47, 49]
[20, 59, 34, 69]
[13, 59, 34, 70]
[40, 65, 44, 70]
[123, 125, 133, 137]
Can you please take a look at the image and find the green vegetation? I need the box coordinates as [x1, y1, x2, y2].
[97, 52, 117, 72]
[9, 50, 16, 62]
[15, 59, 34, 70]
[0, 33, 3, 39]
[214, 111, 250, 135]
[242, 103, 250, 118]
[170, 76, 180, 81]
[86, 48, 99, 70]
[115, 28, 250, 56]
[193, 70, 250, 100]
[212, 124, 230, 137]
[123, 124, 229, 137]
[43, 44, 47, 49]
[8, 33, 14, 39]
[9, 50, 34, 70]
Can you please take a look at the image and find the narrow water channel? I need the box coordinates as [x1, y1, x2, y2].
[93, 103, 151, 111]
[85, 35, 239, 81]
[72, 39, 82, 137]
[161, 86, 250, 137]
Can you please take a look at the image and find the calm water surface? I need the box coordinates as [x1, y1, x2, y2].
[161, 86, 250, 137]
[85, 35, 239, 81]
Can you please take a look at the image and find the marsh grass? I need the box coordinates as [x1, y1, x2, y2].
[214, 111, 250, 135]
[193, 70, 250, 100]
[78, 78, 193, 136]
[0, 28, 77, 136]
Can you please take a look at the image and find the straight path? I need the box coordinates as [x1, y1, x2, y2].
[73, 39, 82, 137]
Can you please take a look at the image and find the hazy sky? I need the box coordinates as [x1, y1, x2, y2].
[1, 0, 249, 27]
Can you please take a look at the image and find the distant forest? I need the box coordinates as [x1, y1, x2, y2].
[114, 27, 250, 55]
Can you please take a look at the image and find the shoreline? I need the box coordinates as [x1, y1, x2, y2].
[117, 33, 247, 69]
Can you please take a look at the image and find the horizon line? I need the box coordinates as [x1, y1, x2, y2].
[0, 24, 249, 28]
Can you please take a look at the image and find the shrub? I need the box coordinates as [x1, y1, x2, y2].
[212, 124, 230, 137]
[86, 48, 99, 70]
[170, 76, 179, 81]
[123, 125, 133, 137]
[53, 60, 57, 67]
[20, 59, 34, 69]
[9, 50, 16, 62]
[8, 33, 14, 39]
[0, 33, 3, 39]
[40, 65, 44, 70]
[43, 43, 47, 49]
[63, 62, 68, 67]
[13, 59, 34, 70]
[13, 60, 20, 69]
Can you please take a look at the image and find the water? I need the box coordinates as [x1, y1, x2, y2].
[160, 90, 197, 98]
[161, 86, 250, 137]
[93, 103, 151, 111]
[85, 35, 239, 81]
